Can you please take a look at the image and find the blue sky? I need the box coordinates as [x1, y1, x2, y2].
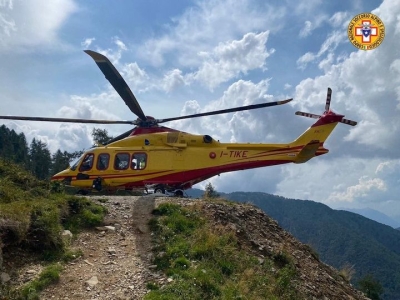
[1, 0, 400, 218]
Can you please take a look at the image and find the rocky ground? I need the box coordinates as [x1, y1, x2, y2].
[2, 195, 370, 300]
[7, 195, 167, 300]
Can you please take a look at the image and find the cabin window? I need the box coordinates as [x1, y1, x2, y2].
[79, 153, 94, 172]
[114, 153, 130, 170]
[97, 153, 110, 170]
[131, 153, 147, 170]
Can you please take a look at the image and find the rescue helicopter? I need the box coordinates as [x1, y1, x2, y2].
[0, 51, 357, 196]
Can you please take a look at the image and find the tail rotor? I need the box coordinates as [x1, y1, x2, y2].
[295, 88, 357, 126]
[325, 87, 332, 113]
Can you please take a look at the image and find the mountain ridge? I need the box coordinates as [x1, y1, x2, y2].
[337, 207, 400, 228]
[218, 191, 400, 300]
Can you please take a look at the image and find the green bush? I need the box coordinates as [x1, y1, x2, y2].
[358, 274, 383, 300]
[63, 197, 107, 232]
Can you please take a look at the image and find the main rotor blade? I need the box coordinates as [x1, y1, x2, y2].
[0, 115, 135, 124]
[156, 98, 293, 123]
[104, 128, 134, 145]
[340, 118, 357, 126]
[84, 50, 147, 121]
[325, 87, 332, 112]
[295, 111, 321, 119]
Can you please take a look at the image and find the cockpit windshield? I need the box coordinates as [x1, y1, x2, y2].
[70, 154, 84, 171]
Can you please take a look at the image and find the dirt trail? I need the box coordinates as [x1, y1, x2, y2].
[40, 195, 165, 300]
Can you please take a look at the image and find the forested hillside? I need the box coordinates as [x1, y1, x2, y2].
[0, 125, 113, 179]
[226, 191, 400, 300]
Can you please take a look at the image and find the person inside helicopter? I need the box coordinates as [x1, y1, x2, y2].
[80, 154, 94, 171]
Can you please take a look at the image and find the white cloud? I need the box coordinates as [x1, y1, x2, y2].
[171, 78, 291, 144]
[298, 15, 327, 38]
[294, 1, 400, 157]
[0, 0, 77, 52]
[162, 69, 185, 93]
[57, 94, 120, 121]
[328, 176, 386, 202]
[329, 11, 350, 28]
[375, 160, 400, 175]
[94, 37, 128, 65]
[297, 30, 346, 69]
[284, 83, 292, 90]
[139, 0, 285, 67]
[122, 62, 150, 92]
[292, 0, 322, 16]
[297, 52, 317, 70]
[299, 21, 313, 38]
[192, 31, 274, 90]
[81, 37, 95, 48]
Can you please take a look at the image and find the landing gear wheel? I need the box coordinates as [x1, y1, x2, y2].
[154, 187, 165, 194]
[174, 190, 184, 198]
[77, 189, 89, 195]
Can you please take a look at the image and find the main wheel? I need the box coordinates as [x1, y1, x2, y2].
[174, 190, 184, 197]
[77, 189, 89, 195]
[154, 187, 165, 194]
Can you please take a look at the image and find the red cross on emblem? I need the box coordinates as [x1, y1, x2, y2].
[355, 20, 378, 43]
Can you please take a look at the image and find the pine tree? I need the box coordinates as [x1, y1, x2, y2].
[15, 132, 29, 167]
[0, 125, 29, 167]
[203, 182, 219, 198]
[29, 138, 52, 180]
[51, 150, 70, 175]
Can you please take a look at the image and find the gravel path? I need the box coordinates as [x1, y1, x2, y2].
[40, 195, 167, 300]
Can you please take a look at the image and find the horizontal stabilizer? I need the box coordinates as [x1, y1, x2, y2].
[294, 140, 320, 164]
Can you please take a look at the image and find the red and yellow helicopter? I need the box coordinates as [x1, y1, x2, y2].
[0, 50, 357, 196]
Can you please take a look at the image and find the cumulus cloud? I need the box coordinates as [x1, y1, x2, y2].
[170, 79, 291, 144]
[0, 0, 77, 52]
[192, 31, 274, 90]
[122, 62, 150, 92]
[139, 0, 285, 67]
[328, 176, 387, 202]
[94, 37, 128, 64]
[271, 0, 400, 214]
[162, 69, 185, 93]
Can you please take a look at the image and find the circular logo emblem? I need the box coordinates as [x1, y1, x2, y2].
[209, 152, 216, 159]
[348, 13, 385, 50]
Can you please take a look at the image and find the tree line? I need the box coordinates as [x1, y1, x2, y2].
[0, 125, 113, 180]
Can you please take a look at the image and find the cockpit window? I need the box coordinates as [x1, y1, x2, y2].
[114, 153, 130, 170]
[79, 153, 94, 172]
[97, 153, 110, 170]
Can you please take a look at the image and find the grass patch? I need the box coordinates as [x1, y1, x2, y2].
[338, 263, 356, 283]
[96, 197, 109, 203]
[145, 202, 302, 300]
[0, 161, 108, 298]
[20, 264, 63, 299]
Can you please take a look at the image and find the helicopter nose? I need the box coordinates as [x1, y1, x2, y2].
[51, 169, 73, 185]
